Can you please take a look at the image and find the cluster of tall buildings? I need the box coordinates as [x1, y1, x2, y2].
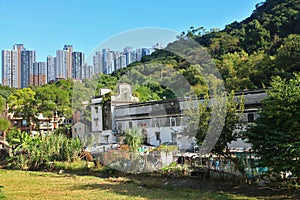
[93, 43, 163, 75]
[1, 43, 163, 88]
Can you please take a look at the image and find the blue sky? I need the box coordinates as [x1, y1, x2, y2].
[0, 0, 263, 64]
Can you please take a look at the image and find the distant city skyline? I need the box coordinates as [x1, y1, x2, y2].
[0, 0, 265, 83]
[1, 43, 161, 88]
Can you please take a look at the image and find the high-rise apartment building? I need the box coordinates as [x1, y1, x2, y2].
[82, 64, 93, 79]
[124, 47, 133, 66]
[142, 48, 150, 57]
[1, 50, 18, 88]
[93, 52, 103, 75]
[33, 62, 47, 86]
[119, 54, 126, 69]
[130, 50, 137, 63]
[136, 49, 142, 62]
[55, 50, 67, 79]
[63, 45, 73, 78]
[102, 48, 114, 74]
[72, 51, 84, 79]
[21, 50, 36, 88]
[47, 56, 56, 83]
[13, 44, 25, 88]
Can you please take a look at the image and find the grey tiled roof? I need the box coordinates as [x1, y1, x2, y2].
[235, 90, 268, 106]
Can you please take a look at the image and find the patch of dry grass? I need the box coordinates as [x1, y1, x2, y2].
[0, 169, 256, 200]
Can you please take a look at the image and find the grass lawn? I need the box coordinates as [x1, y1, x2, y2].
[0, 169, 256, 200]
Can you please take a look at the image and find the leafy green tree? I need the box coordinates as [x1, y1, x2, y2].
[0, 118, 10, 138]
[0, 86, 14, 139]
[0, 96, 10, 134]
[134, 86, 160, 102]
[8, 88, 37, 132]
[243, 19, 270, 53]
[183, 91, 245, 174]
[196, 92, 244, 155]
[216, 51, 258, 91]
[246, 73, 300, 177]
[34, 85, 57, 130]
[275, 34, 300, 74]
[96, 73, 118, 92]
[53, 87, 72, 118]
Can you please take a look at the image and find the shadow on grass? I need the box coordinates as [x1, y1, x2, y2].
[67, 169, 300, 200]
[7, 160, 297, 200]
[0, 185, 5, 200]
[69, 179, 240, 200]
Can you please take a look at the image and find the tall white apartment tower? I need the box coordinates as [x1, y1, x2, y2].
[63, 45, 73, 79]
[47, 56, 56, 83]
[55, 50, 67, 79]
[1, 49, 18, 88]
[13, 44, 25, 88]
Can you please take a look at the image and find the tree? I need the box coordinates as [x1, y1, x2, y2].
[275, 34, 300, 74]
[196, 92, 244, 154]
[0, 118, 10, 138]
[243, 19, 270, 53]
[8, 88, 37, 132]
[183, 91, 245, 174]
[34, 85, 57, 131]
[245, 73, 300, 177]
[0, 86, 14, 139]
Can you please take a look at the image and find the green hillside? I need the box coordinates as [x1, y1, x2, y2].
[191, 0, 300, 90]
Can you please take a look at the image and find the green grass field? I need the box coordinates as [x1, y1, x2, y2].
[0, 169, 256, 200]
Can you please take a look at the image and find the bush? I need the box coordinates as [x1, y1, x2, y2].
[6, 132, 82, 170]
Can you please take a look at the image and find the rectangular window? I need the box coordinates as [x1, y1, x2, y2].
[171, 118, 176, 127]
[94, 119, 99, 127]
[248, 113, 255, 123]
[164, 118, 170, 127]
[22, 120, 27, 127]
[155, 132, 160, 141]
[95, 106, 98, 113]
[129, 121, 133, 128]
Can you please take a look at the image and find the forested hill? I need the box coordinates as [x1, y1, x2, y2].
[77, 0, 300, 100]
[195, 0, 300, 55]
[174, 0, 300, 91]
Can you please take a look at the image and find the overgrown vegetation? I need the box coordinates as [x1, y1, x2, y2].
[6, 128, 82, 170]
[124, 128, 143, 152]
[246, 73, 300, 179]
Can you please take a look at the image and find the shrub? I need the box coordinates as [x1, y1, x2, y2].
[7, 132, 82, 170]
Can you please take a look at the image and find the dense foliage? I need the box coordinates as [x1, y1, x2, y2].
[246, 73, 300, 177]
[183, 92, 245, 174]
[6, 128, 82, 170]
[203, 0, 300, 88]
[124, 128, 143, 152]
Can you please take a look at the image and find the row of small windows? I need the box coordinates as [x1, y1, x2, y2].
[116, 113, 257, 131]
[117, 117, 182, 131]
